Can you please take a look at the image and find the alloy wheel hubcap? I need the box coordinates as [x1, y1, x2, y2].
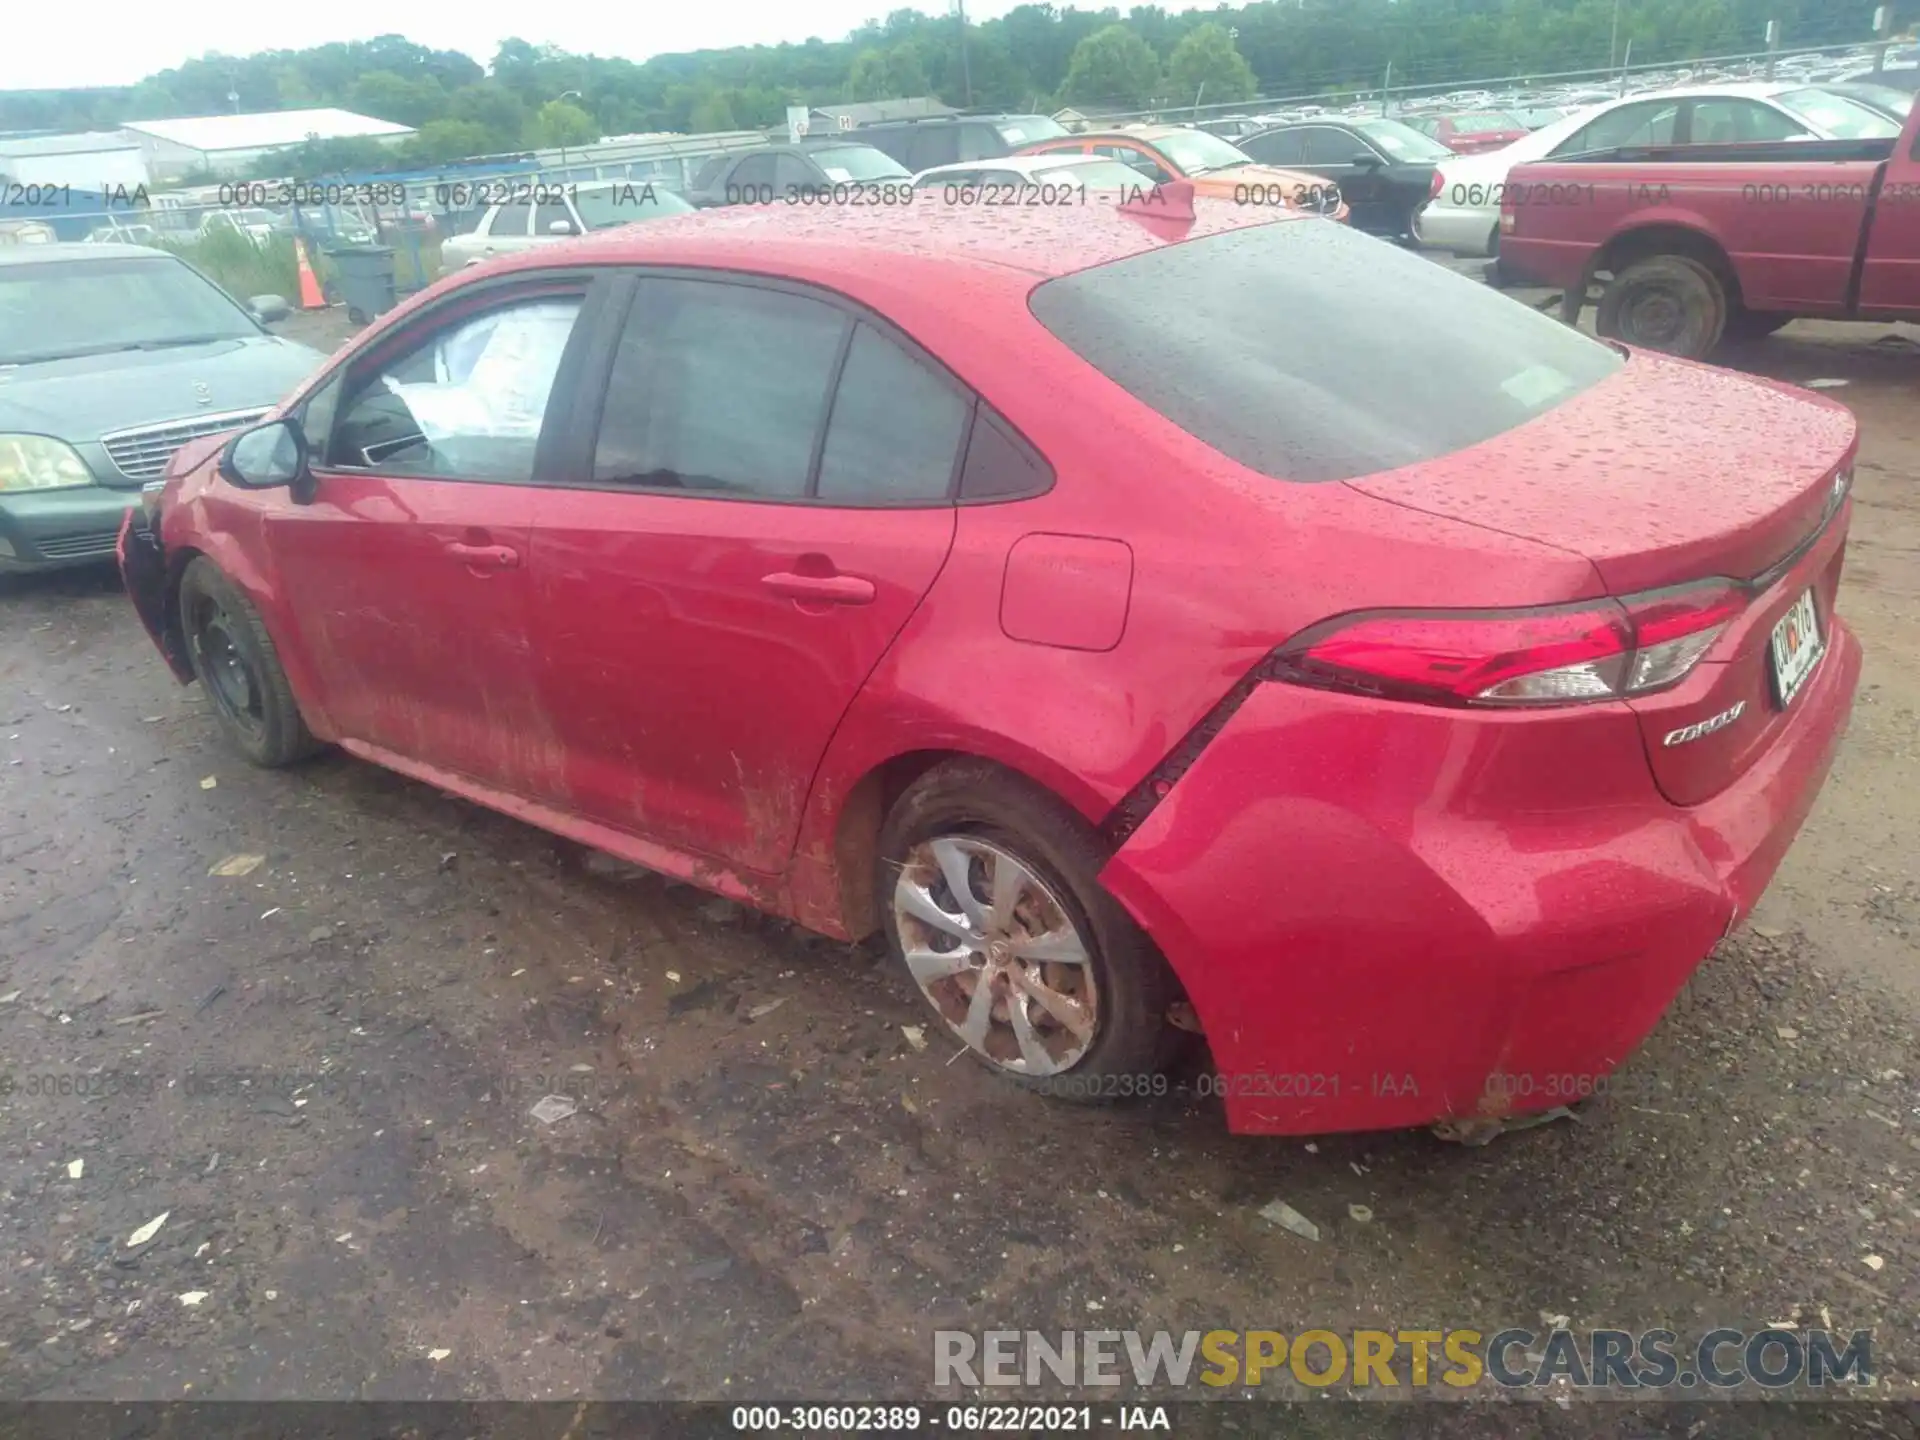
[892, 836, 1098, 1077]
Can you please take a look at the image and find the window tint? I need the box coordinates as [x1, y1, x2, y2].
[816, 324, 969, 503]
[729, 152, 777, 188]
[489, 202, 532, 236]
[1688, 99, 1812, 143]
[773, 152, 816, 188]
[1241, 128, 1306, 165]
[327, 296, 583, 482]
[691, 154, 731, 188]
[1030, 223, 1623, 484]
[593, 281, 846, 497]
[906, 127, 957, 170]
[958, 123, 1003, 161]
[959, 410, 1051, 500]
[1552, 101, 1678, 155]
[1302, 127, 1376, 164]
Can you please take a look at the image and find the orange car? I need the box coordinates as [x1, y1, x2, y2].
[1018, 125, 1351, 222]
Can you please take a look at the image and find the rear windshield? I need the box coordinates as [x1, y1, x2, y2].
[1774, 88, 1902, 139]
[1029, 222, 1624, 483]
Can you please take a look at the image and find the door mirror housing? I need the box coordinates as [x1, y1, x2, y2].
[220, 418, 310, 497]
[1352, 152, 1385, 169]
[249, 293, 292, 324]
[547, 219, 576, 234]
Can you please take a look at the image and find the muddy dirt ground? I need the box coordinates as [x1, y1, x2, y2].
[1, 302, 1917, 1425]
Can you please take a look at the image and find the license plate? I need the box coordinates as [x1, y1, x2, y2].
[1768, 588, 1824, 709]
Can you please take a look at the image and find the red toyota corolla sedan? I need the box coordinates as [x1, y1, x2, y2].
[120, 187, 1861, 1137]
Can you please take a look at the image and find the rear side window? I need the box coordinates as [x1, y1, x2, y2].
[907, 128, 958, 170]
[1030, 223, 1623, 483]
[489, 202, 532, 235]
[594, 281, 845, 497]
[816, 324, 969, 503]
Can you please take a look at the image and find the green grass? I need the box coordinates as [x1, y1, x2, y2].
[158, 226, 445, 311]
[158, 230, 299, 304]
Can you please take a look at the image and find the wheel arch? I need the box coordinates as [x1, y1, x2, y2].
[805, 740, 1124, 943]
[1595, 222, 1743, 306]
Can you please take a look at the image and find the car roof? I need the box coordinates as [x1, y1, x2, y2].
[915, 154, 1137, 179]
[480, 192, 1295, 285]
[0, 242, 172, 266]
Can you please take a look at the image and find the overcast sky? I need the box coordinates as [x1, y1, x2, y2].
[2, 2, 1228, 93]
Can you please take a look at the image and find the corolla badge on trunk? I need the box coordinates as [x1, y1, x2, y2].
[1664, 700, 1746, 747]
[193, 381, 213, 407]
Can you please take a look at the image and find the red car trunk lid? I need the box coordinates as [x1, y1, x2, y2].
[1347, 349, 1858, 804]
[1345, 350, 1855, 595]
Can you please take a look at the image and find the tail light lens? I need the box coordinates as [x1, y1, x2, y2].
[1269, 581, 1746, 708]
[1428, 170, 1446, 200]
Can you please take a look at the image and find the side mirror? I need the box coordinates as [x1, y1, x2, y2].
[1353, 152, 1385, 169]
[547, 219, 576, 234]
[249, 294, 291, 324]
[219, 418, 309, 495]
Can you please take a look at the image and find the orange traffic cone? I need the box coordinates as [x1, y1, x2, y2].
[293, 236, 326, 310]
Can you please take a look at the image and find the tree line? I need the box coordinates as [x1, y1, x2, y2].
[0, 0, 1889, 175]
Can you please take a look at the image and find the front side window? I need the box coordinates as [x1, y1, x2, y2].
[326, 295, 584, 482]
[1552, 101, 1679, 155]
[1241, 128, 1307, 165]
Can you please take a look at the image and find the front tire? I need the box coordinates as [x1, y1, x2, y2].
[876, 760, 1181, 1100]
[1595, 254, 1727, 358]
[178, 557, 321, 768]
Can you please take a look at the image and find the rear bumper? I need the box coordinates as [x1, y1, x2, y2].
[1411, 201, 1496, 256]
[0, 485, 138, 573]
[1100, 620, 1861, 1136]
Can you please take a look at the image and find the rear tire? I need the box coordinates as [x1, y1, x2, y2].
[876, 760, 1183, 1101]
[178, 557, 322, 768]
[1595, 254, 1727, 358]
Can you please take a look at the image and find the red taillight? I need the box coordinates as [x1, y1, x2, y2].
[1428, 170, 1445, 200]
[1270, 581, 1746, 708]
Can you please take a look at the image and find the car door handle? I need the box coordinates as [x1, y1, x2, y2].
[761, 571, 876, 605]
[445, 541, 520, 570]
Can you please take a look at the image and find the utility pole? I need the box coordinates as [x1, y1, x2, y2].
[1872, 5, 1893, 73]
[1382, 59, 1393, 115]
[954, 0, 973, 107]
[1764, 19, 1780, 79]
[1192, 81, 1206, 119]
[1609, 0, 1621, 71]
[1618, 38, 1633, 94]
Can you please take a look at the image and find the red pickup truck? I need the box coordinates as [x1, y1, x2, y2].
[1495, 100, 1920, 357]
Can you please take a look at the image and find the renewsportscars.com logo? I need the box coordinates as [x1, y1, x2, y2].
[933, 1327, 1873, 1392]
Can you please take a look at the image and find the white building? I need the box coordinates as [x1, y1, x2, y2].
[120, 108, 414, 182]
[0, 131, 149, 189]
